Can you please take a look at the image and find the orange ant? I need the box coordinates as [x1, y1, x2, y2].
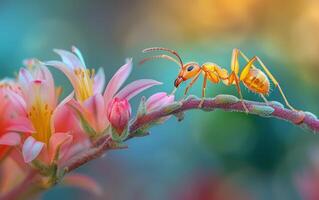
[140, 47, 295, 111]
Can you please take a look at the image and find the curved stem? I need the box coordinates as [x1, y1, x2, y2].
[63, 95, 318, 174]
[130, 95, 319, 134]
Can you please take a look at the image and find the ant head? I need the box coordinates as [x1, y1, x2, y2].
[174, 62, 201, 88]
[140, 47, 201, 88]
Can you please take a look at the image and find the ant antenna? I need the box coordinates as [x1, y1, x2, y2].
[142, 47, 184, 67]
[139, 54, 181, 67]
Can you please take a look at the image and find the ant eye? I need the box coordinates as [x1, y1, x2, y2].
[187, 66, 194, 72]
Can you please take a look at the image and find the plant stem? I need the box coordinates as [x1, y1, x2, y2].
[129, 95, 319, 134]
[63, 95, 319, 174]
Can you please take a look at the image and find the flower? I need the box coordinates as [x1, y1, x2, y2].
[16, 61, 76, 163]
[107, 98, 131, 135]
[46, 46, 105, 102]
[46, 47, 162, 138]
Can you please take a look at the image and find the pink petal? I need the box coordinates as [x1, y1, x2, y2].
[52, 91, 75, 132]
[5, 90, 27, 114]
[45, 61, 79, 94]
[93, 68, 105, 94]
[103, 59, 132, 105]
[0, 132, 21, 146]
[83, 94, 108, 133]
[63, 174, 103, 196]
[29, 80, 56, 108]
[37, 66, 55, 103]
[116, 79, 162, 101]
[18, 68, 33, 89]
[6, 116, 34, 133]
[22, 136, 44, 163]
[53, 49, 84, 69]
[49, 132, 73, 163]
[72, 46, 86, 67]
[55, 91, 74, 111]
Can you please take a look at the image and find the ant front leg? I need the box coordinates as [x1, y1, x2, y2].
[198, 72, 208, 108]
[183, 71, 201, 99]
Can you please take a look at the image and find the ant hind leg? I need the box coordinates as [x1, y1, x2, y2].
[237, 49, 296, 111]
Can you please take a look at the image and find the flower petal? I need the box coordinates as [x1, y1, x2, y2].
[63, 173, 103, 196]
[22, 136, 44, 163]
[0, 132, 21, 146]
[37, 65, 56, 103]
[6, 116, 34, 133]
[103, 59, 132, 105]
[93, 68, 105, 94]
[53, 49, 84, 69]
[28, 80, 56, 108]
[83, 94, 108, 133]
[18, 68, 33, 90]
[72, 46, 86, 67]
[45, 61, 79, 92]
[49, 132, 73, 163]
[56, 91, 74, 111]
[116, 79, 162, 101]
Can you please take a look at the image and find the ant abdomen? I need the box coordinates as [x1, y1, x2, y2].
[242, 68, 270, 95]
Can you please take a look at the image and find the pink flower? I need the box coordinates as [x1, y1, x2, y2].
[15, 62, 77, 164]
[107, 98, 131, 135]
[47, 47, 162, 137]
[46, 46, 105, 102]
[145, 92, 175, 112]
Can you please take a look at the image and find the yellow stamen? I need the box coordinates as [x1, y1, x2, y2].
[28, 96, 53, 145]
[74, 68, 95, 102]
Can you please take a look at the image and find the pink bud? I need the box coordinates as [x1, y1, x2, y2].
[107, 97, 131, 134]
[146, 92, 175, 112]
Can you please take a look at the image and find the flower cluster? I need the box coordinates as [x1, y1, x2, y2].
[0, 47, 174, 196]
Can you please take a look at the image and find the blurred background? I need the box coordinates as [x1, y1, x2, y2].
[1, 0, 319, 199]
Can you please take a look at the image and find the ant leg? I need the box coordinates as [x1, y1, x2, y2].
[239, 56, 257, 81]
[260, 94, 269, 105]
[183, 71, 201, 98]
[198, 73, 208, 108]
[231, 48, 240, 74]
[255, 56, 296, 111]
[232, 72, 249, 112]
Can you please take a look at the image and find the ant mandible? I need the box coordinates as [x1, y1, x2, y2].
[140, 47, 295, 111]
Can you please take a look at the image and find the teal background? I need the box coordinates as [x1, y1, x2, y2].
[1, 0, 319, 199]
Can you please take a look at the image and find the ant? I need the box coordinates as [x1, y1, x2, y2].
[140, 47, 296, 111]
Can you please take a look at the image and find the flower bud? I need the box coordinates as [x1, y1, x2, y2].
[146, 92, 174, 112]
[145, 92, 175, 124]
[107, 97, 131, 136]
